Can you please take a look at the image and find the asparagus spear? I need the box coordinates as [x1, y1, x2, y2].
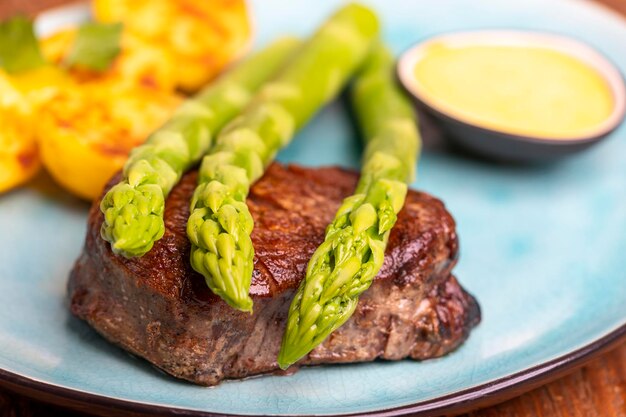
[277, 43, 421, 368]
[187, 3, 380, 312]
[100, 37, 300, 257]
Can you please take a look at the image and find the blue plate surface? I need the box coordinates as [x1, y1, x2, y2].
[1, 0, 625, 415]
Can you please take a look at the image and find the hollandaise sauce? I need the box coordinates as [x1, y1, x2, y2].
[414, 42, 615, 139]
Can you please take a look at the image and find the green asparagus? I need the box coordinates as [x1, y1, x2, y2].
[278, 43, 422, 368]
[187, 3, 380, 312]
[100, 37, 300, 257]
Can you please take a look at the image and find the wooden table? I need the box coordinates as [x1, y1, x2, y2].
[0, 0, 625, 416]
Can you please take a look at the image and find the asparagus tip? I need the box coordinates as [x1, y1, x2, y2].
[277, 348, 296, 370]
[223, 293, 254, 313]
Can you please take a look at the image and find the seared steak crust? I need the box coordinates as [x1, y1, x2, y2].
[68, 163, 480, 386]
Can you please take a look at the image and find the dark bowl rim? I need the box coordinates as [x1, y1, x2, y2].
[396, 29, 626, 147]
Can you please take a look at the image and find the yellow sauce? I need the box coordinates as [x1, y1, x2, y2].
[414, 43, 615, 139]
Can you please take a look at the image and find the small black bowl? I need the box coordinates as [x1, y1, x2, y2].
[397, 31, 626, 162]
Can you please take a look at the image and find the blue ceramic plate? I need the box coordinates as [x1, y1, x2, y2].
[1, 0, 625, 415]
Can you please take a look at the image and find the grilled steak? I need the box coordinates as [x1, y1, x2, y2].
[68, 163, 480, 386]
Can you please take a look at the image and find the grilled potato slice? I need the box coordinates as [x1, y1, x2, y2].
[37, 81, 181, 200]
[92, 0, 252, 91]
[41, 28, 177, 92]
[33, 27, 182, 200]
[0, 72, 39, 193]
[0, 67, 70, 194]
[27, 0, 249, 199]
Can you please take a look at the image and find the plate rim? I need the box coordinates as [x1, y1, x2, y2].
[0, 323, 624, 417]
[3, 0, 625, 415]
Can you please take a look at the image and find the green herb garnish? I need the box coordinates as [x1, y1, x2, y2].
[0, 16, 46, 74]
[65, 22, 122, 71]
